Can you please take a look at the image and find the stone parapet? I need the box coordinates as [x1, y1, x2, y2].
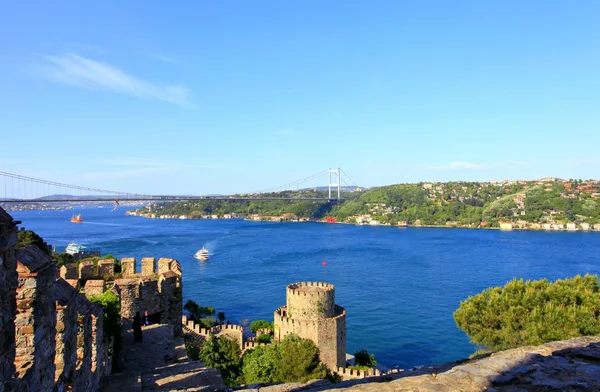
[0, 207, 112, 392]
[141, 257, 156, 275]
[98, 259, 115, 277]
[14, 245, 57, 392]
[114, 258, 182, 334]
[0, 208, 18, 392]
[59, 264, 77, 280]
[84, 279, 107, 297]
[78, 260, 95, 279]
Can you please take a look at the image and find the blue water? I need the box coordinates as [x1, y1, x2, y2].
[8, 207, 600, 369]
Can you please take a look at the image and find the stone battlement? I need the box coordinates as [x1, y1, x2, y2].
[114, 262, 182, 333]
[121, 257, 182, 278]
[286, 281, 336, 319]
[287, 281, 335, 295]
[336, 366, 382, 379]
[181, 315, 245, 349]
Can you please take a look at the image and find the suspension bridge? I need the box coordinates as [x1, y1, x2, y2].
[0, 168, 360, 204]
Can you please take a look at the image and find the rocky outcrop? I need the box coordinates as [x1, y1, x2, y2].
[242, 336, 600, 391]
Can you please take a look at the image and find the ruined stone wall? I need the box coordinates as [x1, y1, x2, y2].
[0, 209, 17, 392]
[0, 207, 111, 392]
[274, 282, 347, 370]
[114, 257, 182, 334]
[14, 246, 57, 392]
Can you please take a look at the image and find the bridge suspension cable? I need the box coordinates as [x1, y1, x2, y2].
[249, 170, 329, 194]
[0, 167, 354, 203]
[0, 170, 147, 201]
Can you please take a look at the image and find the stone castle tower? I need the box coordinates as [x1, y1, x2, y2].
[274, 282, 346, 369]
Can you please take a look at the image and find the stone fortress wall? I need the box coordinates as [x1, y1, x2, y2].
[274, 281, 347, 370]
[0, 208, 111, 392]
[115, 257, 183, 334]
[60, 255, 183, 334]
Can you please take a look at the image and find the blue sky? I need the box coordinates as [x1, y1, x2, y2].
[1, 1, 599, 195]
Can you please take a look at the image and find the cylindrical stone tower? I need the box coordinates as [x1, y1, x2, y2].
[274, 282, 346, 370]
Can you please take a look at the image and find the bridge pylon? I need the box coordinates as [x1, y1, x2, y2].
[328, 168, 341, 200]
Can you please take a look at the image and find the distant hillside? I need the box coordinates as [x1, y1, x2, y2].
[132, 179, 600, 227]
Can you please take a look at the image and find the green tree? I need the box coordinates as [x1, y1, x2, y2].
[276, 334, 326, 383]
[250, 320, 273, 333]
[353, 349, 377, 368]
[17, 229, 50, 255]
[200, 335, 241, 385]
[241, 334, 326, 384]
[54, 252, 74, 268]
[453, 275, 600, 352]
[184, 300, 216, 328]
[241, 344, 280, 384]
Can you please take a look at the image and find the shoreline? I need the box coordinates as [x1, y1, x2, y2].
[125, 212, 600, 233]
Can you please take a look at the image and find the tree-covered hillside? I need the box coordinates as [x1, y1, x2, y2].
[132, 179, 600, 228]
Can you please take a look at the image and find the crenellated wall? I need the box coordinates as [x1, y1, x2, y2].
[181, 314, 246, 350]
[0, 209, 18, 392]
[114, 257, 182, 334]
[0, 207, 111, 392]
[274, 281, 347, 370]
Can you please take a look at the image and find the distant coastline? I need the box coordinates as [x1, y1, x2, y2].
[125, 210, 600, 233]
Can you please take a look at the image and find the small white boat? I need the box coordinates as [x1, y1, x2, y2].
[194, 247, 209, 261]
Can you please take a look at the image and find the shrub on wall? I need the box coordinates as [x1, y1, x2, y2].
[88, 289, 122, 367]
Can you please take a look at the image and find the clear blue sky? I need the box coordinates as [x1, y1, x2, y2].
[1, 1, 599, 195]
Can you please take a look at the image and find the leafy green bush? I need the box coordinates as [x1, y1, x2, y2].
[453, 274, 600, 351]
[353, 349, 377, 368]
[241, 334, 326, 384]
[88, 290, 122, 367]
[185, 342, 200, 360]
[200, 335, 241, 386]
[256, 333, 273, 344]
[250, 320, 273, 333]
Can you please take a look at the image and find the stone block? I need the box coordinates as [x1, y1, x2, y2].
[84, 280, 106, 297]
[98, 259, 115, 278]
[141, 257, 156, 275]
[121, 257, 136, 276]
[78, 261, 95, 279]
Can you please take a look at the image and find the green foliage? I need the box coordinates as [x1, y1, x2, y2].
[88, 290, 122, 366]
[136, 179, 600, 226]
[241, 344, 281, 384]
[200, 335, 241, 386]
[453, 275, 600, 352]
[17, 229, 50, 255]
[184, 300, 216, 328]
[256, 333, 273, 344]
[353, 349, 377, 368]
[185, 342, 201, 360]
[54, 252, 74, 268]
[250, 320, 273, 333]
[241, 334, 326, 384]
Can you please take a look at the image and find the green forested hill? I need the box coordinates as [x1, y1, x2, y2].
[135, 180, 600, 227]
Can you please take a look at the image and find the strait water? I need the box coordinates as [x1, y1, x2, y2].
[8, 207, 600, 369]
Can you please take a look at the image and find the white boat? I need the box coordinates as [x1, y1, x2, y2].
[65, 243, 86, 255]
[194, 247, 209, 261]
